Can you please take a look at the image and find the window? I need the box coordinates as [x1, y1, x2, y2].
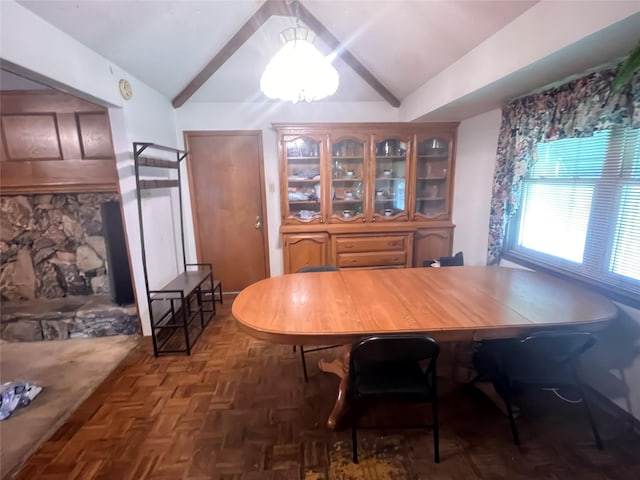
[505, 127, 640, 303]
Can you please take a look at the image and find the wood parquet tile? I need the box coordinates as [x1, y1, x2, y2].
[10, 300, 640, 480]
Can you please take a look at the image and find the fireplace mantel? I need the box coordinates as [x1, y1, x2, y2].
[0, 90, 119, 194]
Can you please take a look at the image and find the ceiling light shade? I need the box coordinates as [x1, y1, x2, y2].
[260, 27, 339, 103]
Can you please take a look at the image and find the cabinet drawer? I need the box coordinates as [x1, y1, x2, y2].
[334, 235, 408, 254]
[337, 251, 407, 268]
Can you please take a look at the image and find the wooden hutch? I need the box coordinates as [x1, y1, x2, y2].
[276, 123, 458, 273]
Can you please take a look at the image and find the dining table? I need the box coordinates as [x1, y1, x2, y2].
[232, 266, 618, 428]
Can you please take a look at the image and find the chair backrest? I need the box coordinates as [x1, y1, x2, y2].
[519, 331, 596, 364]
[349, 334, 440, 376]
[296, 265, 339, 273]
[423, 251, 464, 267]
[438, 251, 464, 267]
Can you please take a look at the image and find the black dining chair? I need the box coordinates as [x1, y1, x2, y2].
[471, 331, 603, 449]
[423, 251, 464, 267]
[295, 265, 340, 382]
[296, 265, 340, 273]
[349, 334, 441, 464]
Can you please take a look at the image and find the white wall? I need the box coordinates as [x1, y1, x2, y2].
[452, 109, 501, 265]
[0, 0, 121, 106]
[108, 85, 182, 336]
[1, 1, 181, 336]
[401, 1, 640, 121]
[175, 101, 400, 277]
[177, 104, 501, 275]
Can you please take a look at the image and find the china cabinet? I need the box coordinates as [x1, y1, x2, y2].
[276, 123, 457, 272]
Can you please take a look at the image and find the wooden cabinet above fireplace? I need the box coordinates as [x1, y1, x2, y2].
[0, 91, 118, 194]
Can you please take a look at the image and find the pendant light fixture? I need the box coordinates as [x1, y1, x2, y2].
[260, 4, 339, 103]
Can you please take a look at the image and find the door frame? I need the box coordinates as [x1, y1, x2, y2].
[183, 130, 271, 287]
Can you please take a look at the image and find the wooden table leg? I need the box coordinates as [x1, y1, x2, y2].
[318, 345, 351, 430]
[471, 381, 520, 417]
[438, 364, 520, 417]
[439, 341, 519, 417]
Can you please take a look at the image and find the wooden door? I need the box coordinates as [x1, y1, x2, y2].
[184, 131, 269, 293]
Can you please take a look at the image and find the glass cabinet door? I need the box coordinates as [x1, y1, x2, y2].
[372, 135, 410, 221]
[282, 135, 324, 224]
[329, 136, 367, 223]
[414, 135, 451, 220]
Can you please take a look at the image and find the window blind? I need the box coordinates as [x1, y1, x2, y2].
[507, 127, 640, 300]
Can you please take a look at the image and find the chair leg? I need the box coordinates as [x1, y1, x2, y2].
[352, 424, 358, 463]
[293, 345, 296, 353]
[503, 392, 520, 446]
[496, 380, 520, 446]
[300, 346, 309, 382]
[570, 364, 603, 450]
[580, 389, 603, 450]
[433, 396, 440, 463]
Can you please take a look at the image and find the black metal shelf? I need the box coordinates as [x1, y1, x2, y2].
[139, 179, 180, 189]
[136, 142, 189, 155]
[137, 155, 180, 169]
[134, 143, 223, 356]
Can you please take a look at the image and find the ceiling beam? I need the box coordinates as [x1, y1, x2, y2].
[172, 1, 293, 108]
[172, 0, 400, 108]
[295, 1, 401, 107]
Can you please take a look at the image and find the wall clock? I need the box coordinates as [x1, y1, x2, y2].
[119, 79, 132, 100]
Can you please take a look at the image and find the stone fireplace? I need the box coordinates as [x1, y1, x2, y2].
[0, 193, 138, 341]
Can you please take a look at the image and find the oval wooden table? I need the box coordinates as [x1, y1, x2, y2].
[232, 266, 618, 428]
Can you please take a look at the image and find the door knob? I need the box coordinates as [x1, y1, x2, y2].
[255, 216, 262, 229]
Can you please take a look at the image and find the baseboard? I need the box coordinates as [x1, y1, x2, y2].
[586, 385, 640, 435]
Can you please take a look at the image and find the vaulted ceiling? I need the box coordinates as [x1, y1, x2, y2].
[14, 1, 536, 103]
[10, 1, 640, 120]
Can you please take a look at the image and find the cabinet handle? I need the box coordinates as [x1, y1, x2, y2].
[361, 218, 366, 222]
[371, 217, 376, 222]
[255, 216, 262, 229]
[320, 218, 325, 223]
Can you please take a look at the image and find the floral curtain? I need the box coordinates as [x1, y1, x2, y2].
[487, 66, 640, 265]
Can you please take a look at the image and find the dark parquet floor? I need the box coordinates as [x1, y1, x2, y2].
[12, 300, 640, 479]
